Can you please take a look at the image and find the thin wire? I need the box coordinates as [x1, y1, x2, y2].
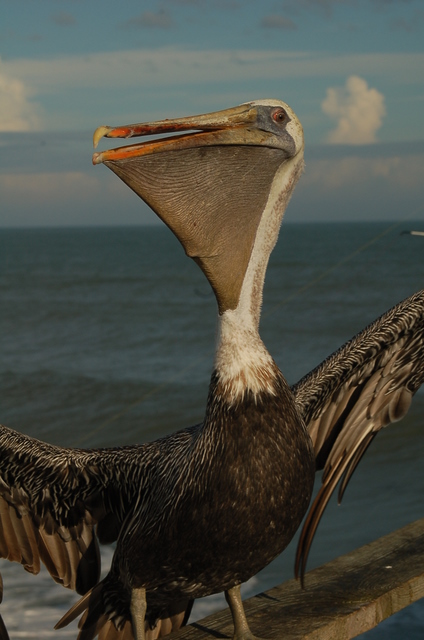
[264, 213, 422, 318]
[77, 205, 424, 446]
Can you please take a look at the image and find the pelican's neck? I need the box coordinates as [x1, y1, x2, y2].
[214, 151, 304, 402]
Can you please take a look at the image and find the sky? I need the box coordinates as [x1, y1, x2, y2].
[0, 0, 423, 227]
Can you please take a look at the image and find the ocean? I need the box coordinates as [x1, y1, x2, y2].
[0, 222, 423, 639]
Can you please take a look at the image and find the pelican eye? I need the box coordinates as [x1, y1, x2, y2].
[272, 109, 287, 124]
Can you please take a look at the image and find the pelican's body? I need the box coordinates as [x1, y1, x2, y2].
[113, 370, 313, 607]
[0, 100, 423, 640]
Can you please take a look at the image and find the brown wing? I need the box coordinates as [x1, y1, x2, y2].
[292, 289, 424, 582]
[0, 426, 194, 638]
[0, 426, 145, 595]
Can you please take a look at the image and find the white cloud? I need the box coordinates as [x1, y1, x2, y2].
[302, 154, 424, 190]
[322, 75, 386, 144]
[0, 61, 43, 132]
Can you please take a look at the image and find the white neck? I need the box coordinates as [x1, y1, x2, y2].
[214, 152, 304, 402]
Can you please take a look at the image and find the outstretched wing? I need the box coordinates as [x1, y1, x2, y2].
[0, 425, 196, 639]
[0, 426, 149, 595]
[293, 289, 424, 581]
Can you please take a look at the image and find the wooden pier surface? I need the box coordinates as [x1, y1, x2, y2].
[174, 518, 424, 639]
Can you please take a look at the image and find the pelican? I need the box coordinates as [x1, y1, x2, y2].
[0, 100, 423, 640]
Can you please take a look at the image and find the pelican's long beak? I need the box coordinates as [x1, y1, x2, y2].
[91, 100, 303, 313]
[92, 103, 265, 165]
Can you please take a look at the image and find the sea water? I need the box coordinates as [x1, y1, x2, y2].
[0, 222, 423, 638]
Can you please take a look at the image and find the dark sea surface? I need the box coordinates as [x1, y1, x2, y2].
[0, 222, 423, 638]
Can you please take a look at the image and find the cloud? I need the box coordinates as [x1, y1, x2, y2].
[51, 12, 76, 27]
[322, 76, 386, 144]
[123, 10, 173, 29]
[303, 155, 424, 190]
[261, 15, 297, 29]
[5, 49, 424, 92]
[0, 169, 157, 227]
[0, 171, 96, 203]
[371, 0, 416, 7]
[0, 64, 43, 132]
[213, 0, 240, 7]
[390, 10, 424, 32]
[283, 0, 417, 17]
[291, 147, 424, 222]
[281, 0, 347, 18]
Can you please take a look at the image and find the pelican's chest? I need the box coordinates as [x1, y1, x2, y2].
[184, 382, 315, 585]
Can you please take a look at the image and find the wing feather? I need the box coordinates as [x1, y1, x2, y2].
[0, 426, 147, 595]
[293, 289, 424, 580]
[0, 497, 25, 564]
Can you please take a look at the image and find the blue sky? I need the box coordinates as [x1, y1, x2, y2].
[1, 0, 423, 226]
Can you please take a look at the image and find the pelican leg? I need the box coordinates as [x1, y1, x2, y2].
[130, 587, 147, 640]
[225, 585, 264, 640]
